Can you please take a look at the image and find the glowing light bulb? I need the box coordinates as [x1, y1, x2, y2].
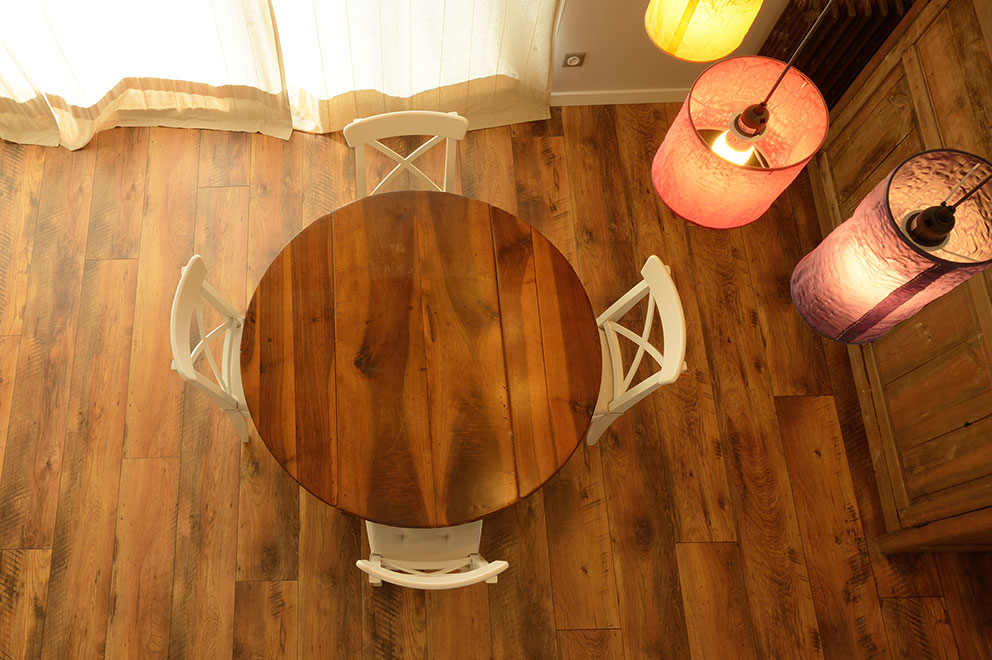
[711, 130, 754, 165]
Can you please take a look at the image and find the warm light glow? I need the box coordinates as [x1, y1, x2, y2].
[645, 0, 764, 62]
[711, 130, 754, 165]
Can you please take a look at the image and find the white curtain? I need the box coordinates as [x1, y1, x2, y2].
[0, 0, 558, 149]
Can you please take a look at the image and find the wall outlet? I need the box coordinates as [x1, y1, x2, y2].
[562, 52, 586, 67]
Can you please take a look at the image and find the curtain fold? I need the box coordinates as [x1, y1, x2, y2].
[0, 0, 558, 149]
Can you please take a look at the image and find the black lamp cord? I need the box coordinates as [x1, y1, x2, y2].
[760, 0, 839, 106]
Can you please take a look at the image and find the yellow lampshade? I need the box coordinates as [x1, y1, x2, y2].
[645, 0, 764, 62]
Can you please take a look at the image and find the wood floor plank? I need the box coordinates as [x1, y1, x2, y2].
[687, 225, 822, 659]
[557, 629, 624, 660]
[880, 597, 959, 660]
[819, 335, 943, 597]
[0, 144, 95, 549]
[936, 553, 992, 658]
[298, 490, 361, 660]
[0, 549, 51, 660]
[234, 580, 298, 660]
[485, 491, 558, 660]
[199, 130, 250, 188]
[0, 143, 45, 336]
[511, 106, 563, 139]
[0, 336, 18, 477]
[511, 136, 578, 265]
[248, 132, 303, 297]
[776, 395, 889, 659]
[124, 127, 198, 458]
[105, 457, 180, 660]
[561, 104, 639, 311]
[87, 127, 149, 260]
[741, 196, 831, 397]
[362, 548, 427, 660]
[426, 586, 493, 660]
[170, 177, 245, 658]
[41, 259, 137, 660]
[544, 443, 621, 630]
[301, 131, 355, 223]
[599, 403, 689, 659]
[459, 125, 516, 214]
[613, 102, 736, 544]
[168, 395, 240, 660]
[676, 542, 758, 660]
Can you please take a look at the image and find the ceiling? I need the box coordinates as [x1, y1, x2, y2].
[550, 0, 790, 106]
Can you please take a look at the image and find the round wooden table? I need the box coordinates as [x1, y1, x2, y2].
[240, 191, 601, 527]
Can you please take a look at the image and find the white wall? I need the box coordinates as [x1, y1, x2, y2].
[551, 0, 789, 106]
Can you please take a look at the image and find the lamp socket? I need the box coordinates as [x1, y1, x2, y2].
[562, 52, 586, 67]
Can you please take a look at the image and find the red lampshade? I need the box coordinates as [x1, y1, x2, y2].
[652, 56, 828, 229]
[791, 149, 992, 344]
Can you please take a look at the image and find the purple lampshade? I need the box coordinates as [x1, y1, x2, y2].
[791, 149, 992, 344]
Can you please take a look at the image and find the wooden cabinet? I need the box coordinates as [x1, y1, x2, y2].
[808, 0, 992, 552]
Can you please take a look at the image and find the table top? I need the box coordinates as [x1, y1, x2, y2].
[240, 191, 601, 527]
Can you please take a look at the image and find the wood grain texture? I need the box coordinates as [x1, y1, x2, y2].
[248, 133, 303, 297]
[298, 491, 361, 660]
[937, 552, 992, 658]
[485, 491, 558, 660]
[880, 597, 959, 660]
[302, 131, 355, 222]
[0, 549, 51, 660]
[198, 130, 250, 188]
[42, 259, 137, 660]
[426, 586, 492, 660]
[820, 335, 943, 597]
[124, 127, 198, 458]
[557, 629, 624, 660]
[87, 127, 148, 260]
[327, 195, 434, 526]
[561, 105, 639, 312]
[168, 394, 239, 660]
[688, 225, 822, 659]
[511, 136, 577, 264]
[676, 542, 758, 660]
[243, 191, 598, 527]
[741, 196, 830, 397]
[902, 415, 992, 498]
[105, 458, 180, 660]
[776, 396, 889, 659]
[0, 143, 45, 336]
[599, 403, 690, 659]
[0, 144, 95, 549]
[614, 102, 735, 544]
[510, 106, 563, 139]
[362, 565, 427, 660]
[0, 337, 18, 479]
[459, 125, 517, 214]
[233, 580, 298, 660]
[544, 444, 620, 630]
[417, 194, 515, 523]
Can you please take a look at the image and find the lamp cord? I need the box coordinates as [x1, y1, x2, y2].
[761, 0, 839, 106]
[950, 171, 992, 210]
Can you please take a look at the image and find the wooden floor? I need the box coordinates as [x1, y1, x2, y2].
[1, 106, 990, 660]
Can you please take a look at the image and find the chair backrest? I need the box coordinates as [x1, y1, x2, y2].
[355, 520, 509, 590]
[343, 110, 468, 198]
[169, 254, 246, 413]
[597, 255, 687, 415]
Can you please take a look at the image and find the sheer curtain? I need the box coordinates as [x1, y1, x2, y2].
[0, 0, 558, 149]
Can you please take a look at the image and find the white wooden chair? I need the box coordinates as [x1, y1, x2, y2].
[356, 520, 508, 590]
[169, 254, 250, 442]
[585, 255, 688, 446]
[343, 110, 468, 198]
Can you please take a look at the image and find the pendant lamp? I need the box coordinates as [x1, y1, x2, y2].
[651, 0, 834, 229]
[645, 0, 764, 62]
[791, 149, 992, 344]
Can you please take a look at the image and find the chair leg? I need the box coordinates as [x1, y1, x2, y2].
[584, 413, 616, 446]
[226, 410, 250, 443]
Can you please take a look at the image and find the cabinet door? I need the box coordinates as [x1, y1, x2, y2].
[814, 0, 992, 532]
